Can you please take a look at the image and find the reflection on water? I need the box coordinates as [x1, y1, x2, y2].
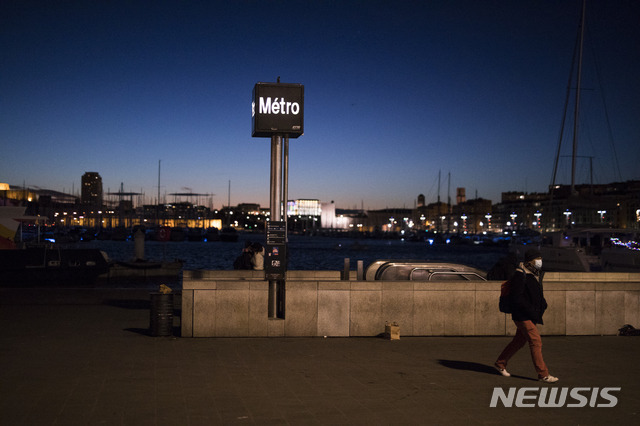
[78, 234, 508, 272]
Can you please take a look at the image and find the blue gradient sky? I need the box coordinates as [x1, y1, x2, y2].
[2, 0, 639, 210]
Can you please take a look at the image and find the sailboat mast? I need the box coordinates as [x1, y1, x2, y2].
[571, 0, 586, 194]
[157, 159, 161, 225]
[437, 170, 441, 232]
[437, 170, 441, 204]
[447, 171, 451, 232]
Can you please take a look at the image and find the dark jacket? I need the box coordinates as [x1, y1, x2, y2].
[233, 251, 253, 270]
[510, 263, 548, 324]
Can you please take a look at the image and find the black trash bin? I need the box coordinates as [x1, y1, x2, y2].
[150, 292, 174, 336]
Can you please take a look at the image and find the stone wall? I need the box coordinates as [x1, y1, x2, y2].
[181, 271, 640, 337]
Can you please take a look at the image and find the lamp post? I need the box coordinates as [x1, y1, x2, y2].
[564, 210, 572, 226]
[485, 214, 492, 230]
[597, 210, 606, 223]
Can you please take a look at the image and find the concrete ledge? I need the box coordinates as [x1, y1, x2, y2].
[288, 270, 341, 280]
[183, 279, 218, 290]
[184, 269, 265, 280]
[182, 271, 640, 337]
[183, 269, 341, 281]
[545, 272, 639, 282]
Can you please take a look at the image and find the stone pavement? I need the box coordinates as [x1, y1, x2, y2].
[1, 288, 639, 425]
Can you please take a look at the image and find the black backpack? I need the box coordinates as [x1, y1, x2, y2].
[619, 324, 640, 336]
[499, 278, 513, 314]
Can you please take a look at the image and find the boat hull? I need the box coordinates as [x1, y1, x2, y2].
[0, 247, 110, 286]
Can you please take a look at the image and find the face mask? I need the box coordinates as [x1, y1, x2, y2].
[533, 259, 542, 270]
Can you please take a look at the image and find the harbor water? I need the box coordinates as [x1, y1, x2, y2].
[78, 234, 508, 273]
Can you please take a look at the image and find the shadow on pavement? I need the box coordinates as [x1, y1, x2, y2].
[438, 359, 538, 381]
[124, 326, 181, 337]
[125, 327, 153, 336]
[438, 359, 497, 375]
[105, 299, 151, 309]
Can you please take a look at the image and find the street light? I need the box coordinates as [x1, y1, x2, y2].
[485, 214, 492, 230]
[564, 210, 572, 225]
[534, 212, 542, 229]
[597, 210, 606, 223]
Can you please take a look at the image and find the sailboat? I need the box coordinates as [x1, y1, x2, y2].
[511, 0, 640, 272]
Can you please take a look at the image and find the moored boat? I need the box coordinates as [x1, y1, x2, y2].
[0, 245, 110, 286]
[511, 228, 640, 272]
[219, 227, 239, 242]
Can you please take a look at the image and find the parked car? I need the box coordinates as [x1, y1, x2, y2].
[365, 260, 487, 281]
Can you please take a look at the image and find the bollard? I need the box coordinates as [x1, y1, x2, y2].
[342, 258, 350, 280]
[357, 260, 364, 281]
[150, 292, 174, 336]
[134, 228, 145, 261]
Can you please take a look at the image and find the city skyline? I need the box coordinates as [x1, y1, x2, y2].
[5, 170, 638, 214]
[2, 1, 639, 210]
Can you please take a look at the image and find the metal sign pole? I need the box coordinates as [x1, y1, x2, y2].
[268, 134, 282, 319]
[279, 135, 289, 318]
[283, 136, 289, 241]
[270, 135, 282, 222]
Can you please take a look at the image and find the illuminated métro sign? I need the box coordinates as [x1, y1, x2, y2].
[251, 82, 304, 138]
[251, 80, 303, 318]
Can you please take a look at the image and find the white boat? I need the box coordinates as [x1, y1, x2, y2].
[512, 229, 640, 272]
[600, 235, 640, 272]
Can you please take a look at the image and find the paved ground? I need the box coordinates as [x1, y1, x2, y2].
[1, 288, 639, 425]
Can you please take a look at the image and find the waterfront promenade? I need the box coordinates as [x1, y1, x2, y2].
[1, 288, 639, 425]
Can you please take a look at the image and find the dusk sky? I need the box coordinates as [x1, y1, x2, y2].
[2, 0, 639, 210]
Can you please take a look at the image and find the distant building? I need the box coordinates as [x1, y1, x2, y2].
[415, 201, 450, 231]
[288, 199, 321, 233]
[321, 201, 337, 228]
[492, 180, 640, 231]
[367, 208, 414, 233]
[237, 203, 261, 215]
[288, 199, 321, 216]
[0, 183, 38, 205]
[452, 197, 492, 233]
[81, 172, 103, 207]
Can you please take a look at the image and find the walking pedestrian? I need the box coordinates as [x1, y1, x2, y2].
[494, 248, 559, 383]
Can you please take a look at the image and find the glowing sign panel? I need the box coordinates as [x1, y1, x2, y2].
[252, 82, 304, 138]
[265, 221, 287, 280]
